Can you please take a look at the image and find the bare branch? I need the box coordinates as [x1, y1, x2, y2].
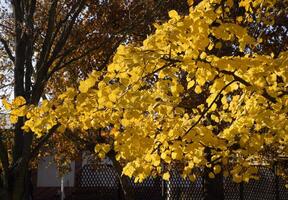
[0, 37, 15, 63]
[183, 80, 237, 136]
[46, 36, 125, 79]
[47, 0, 85, 66]
[36, 0, 58, 72]
[219, 69, 277, 103]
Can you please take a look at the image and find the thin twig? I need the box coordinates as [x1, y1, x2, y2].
[183, 80, 237, 136]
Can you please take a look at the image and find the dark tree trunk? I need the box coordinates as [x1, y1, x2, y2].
[108, 151, 134, 200]
[203, 148, 224, 200]
[203, 168, 224, 200]
[0, 1, 85, 199]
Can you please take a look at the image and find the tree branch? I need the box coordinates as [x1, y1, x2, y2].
[31, 0, 85, 104]
[183, 80, 237, 136]
[142, 58, 181, 80]
[46, 35, 125, 79]
[219, 69, 277, 103]
[47, 0, 85, 67]
[35, 0, 58, 72]
[0, 37, 15, 63]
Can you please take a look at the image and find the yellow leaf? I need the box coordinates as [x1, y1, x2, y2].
[237, 16, 243, 23]
[168, 10, 180, 20]
[102, 144, 111, 153]
[11, 106, 27, 117]
[213, 165, 221, 174]
[171, 150, 183, 160]
[95, 144, 102, 152]
[79, 76, 96, 93]
[187, 0, 194, 6]
[98, 152, 106, 159]
[10, 115, 18, 124]
[187, 80, 195, 89]
[200, 52, 207, 59]
[189, 174, 196, 182]
[226, 0, 234, 8]
[108, 92, 118, 102]
[233, 174, 242, 183]
[2, 98, 11, 110]
[195, 85, 202, 94]
[211, 114, 219, 123]
[152, 155, 161, 166]
[163, 172, 170, 181]
[123, 164, 136, 178]
[13, 96, 26, 107]
[209, 172, 215, 179]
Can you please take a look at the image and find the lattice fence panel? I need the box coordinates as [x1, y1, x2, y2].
[79, 164, 118, 188]
[224, 176, 241, 200]
[166, 170, 203, 200]
[128, 177, 163, 200]
[72, 164, 288, 200]
[73, 164, 120, 200]
[243, 167, 277, 200]
[278, 178, 288, 200]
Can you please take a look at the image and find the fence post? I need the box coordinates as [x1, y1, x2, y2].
[274, 164, 280, 200]
[239, 182, 244, 200]
[162, 179, 167, 200]
[60, 176, 65, 200]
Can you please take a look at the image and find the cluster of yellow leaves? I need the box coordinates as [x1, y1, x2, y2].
[9, 0, 288, 183]
[95, 144, 111, 159]
[2, 96, 27, 124]
[239, 0, 277, 12]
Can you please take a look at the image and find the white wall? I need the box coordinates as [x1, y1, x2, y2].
[37, 156, 75, 187]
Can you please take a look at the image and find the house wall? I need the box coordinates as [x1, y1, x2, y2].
[37, 156, 75, 187]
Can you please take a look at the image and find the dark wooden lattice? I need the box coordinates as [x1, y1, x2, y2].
[71, 164, 288, 200]
[279, 178, 288, 200]
[79, 164, 118, 188]
[72, 164, 163, 200]
[243, 167, 277, 200]
[224, 176, 241, 200]
[127, 177, 163, 200]
[72, 164, 120, 200]
[166, 169, 203, 200]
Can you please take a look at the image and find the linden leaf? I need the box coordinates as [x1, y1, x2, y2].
[11, 105, 27, 117]
[10, 115, 18, 124]
[2, 98, 11, 110]
[79, 76, 96, 93]
[168, 10, 180, 20]
[213, 165, 221, 174]
[123, 164, 136, 178]
[13, 96, 26, 107]
[187, 0, 194, 6]
[163, 172, 170, 181]
[187, 80, 195, 89]
[208, 172, 215, 179]
[195, 85, 202, 94]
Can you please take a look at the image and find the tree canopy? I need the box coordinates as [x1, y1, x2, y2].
[3, 0, 288, 186]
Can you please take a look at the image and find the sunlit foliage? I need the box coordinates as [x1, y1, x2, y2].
[5, 0, 288, 183]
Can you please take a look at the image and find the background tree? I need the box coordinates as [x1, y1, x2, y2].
[0, 0, 189, 199]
